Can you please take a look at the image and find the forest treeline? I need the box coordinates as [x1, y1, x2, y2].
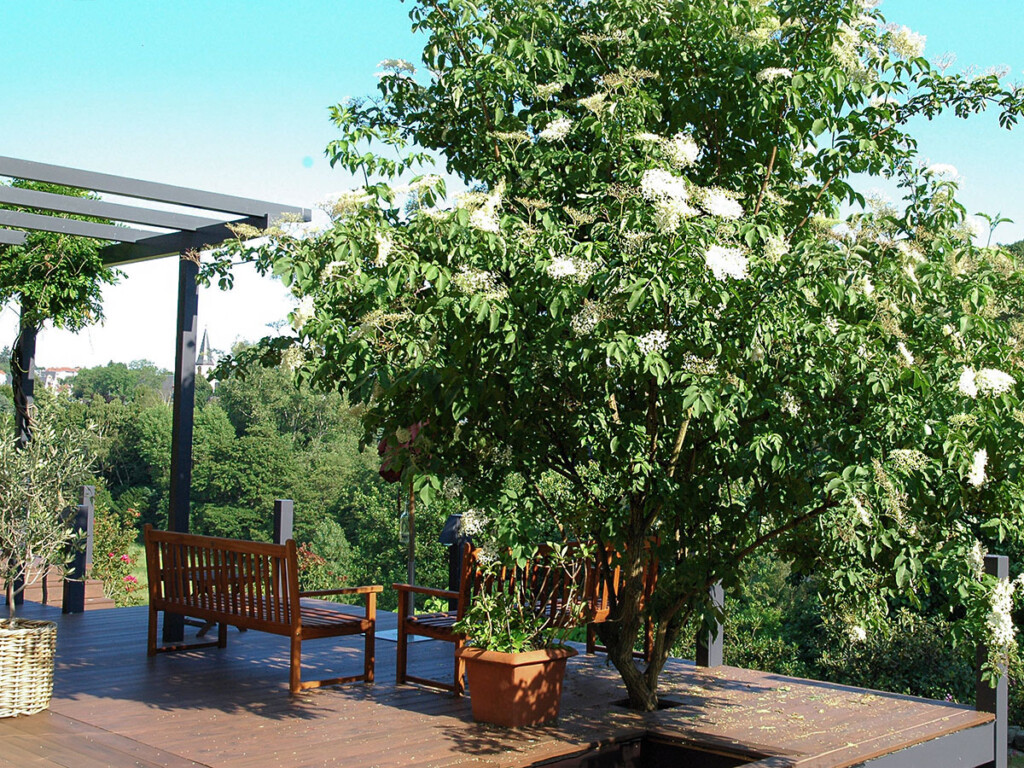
[0, 350, 463, 613]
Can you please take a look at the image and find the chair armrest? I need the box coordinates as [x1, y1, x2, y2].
[392, 584, 458, 600]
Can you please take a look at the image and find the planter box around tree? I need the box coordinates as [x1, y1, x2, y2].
[456, 645, 577, 727]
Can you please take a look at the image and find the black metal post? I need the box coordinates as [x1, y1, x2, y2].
[62, 486, 95, 614]
[977, 554, 1009, 768]
[696, 581, 724, 668]
[164, 255, 199, 643]
[273, 499, 294, 545]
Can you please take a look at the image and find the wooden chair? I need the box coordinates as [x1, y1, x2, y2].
[393, 541, 658, 695]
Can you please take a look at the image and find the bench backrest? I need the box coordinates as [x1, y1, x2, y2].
[144, 524, 301, 633]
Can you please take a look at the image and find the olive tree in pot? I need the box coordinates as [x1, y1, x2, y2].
[0, 411, 91, 717]
[453, 509, 590, 728]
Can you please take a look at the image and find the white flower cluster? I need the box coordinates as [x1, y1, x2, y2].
[698, 187, 745, 220]
[640, 169, 697, 233]
[926, 163, 959, 180]
[896, 241, 925, 262]
[959, 367, 1016, 398]
[539, 116, 572, 142]
[633, 132, 663, 143]
[887, 25, 926, 59]
[377, 58, 416, 74]
[458, 186, 503, 234]
[890, 449, 929, 473]
[547, 256, 578, 279]
[641, 168, 689, 201]
[665, 133, 700, 168]
[535, 82, 562, 100]
[454, 266, 508, 301]
[374, 232, 394, 268]
[442, 475, 464, 499]
[756, 67, 794, 83]
[897, 342, 915, 367]
[987, 578, 1016, 650]
[823, 316, 839, 334]
[852, 497, 872, 527]
[475, 542, 499, 566]
[968, 448, 988, 487]
[681, 354, 718, 375]
[764, 235, 790, 263]
[848, 625, 868, 643]
[546, 256, 596, 284]
[977, 368, 1017, 396]
[578, 93, 608, 114]
[459, 507, 489, 537]
[324, 188, 374, 218]
[571, 300, 607, 336]
[869, 93, 900, 109]
[704, 245, 749, 280]
[291, 296, 315, 331]
[637, 330, 669, 356]
[968, 541, 988, 579]
[781, 390, 800, 417]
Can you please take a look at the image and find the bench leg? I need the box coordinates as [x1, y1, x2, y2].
[586, 623, 596, 655]
[218, 621, 228, 649]
[290, 635, 302, 695]
[364, 628, 375, 683]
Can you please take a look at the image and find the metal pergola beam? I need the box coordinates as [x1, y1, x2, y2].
[0, 209, 154, 243]
[98, 216, 266, 265]
[0, 185, 224, 232]
[0, 155, 309, 220]
[0, 157, 310, 644]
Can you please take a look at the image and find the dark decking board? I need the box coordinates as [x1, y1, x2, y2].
[0, 602, 992, 768]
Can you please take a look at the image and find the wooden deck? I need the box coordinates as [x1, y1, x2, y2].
[0, 600, 993, 768]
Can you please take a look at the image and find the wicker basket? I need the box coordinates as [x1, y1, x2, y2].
[0, 619, 57, 717]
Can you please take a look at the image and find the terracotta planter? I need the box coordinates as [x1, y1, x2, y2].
[455, 645, 577, 727]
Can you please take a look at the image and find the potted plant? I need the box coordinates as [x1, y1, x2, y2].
[0, 411, 91, 717]
[453, 511, 591, 727]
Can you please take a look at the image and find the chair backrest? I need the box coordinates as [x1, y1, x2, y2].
[455, 541, 633, 628]
[144, 524, 300, 631]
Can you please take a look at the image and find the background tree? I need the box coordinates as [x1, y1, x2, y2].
[210, 0, 1024, 709]
[0, 180, 117, 443]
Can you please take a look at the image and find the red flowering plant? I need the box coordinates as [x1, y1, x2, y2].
[90, 506, 144, 607]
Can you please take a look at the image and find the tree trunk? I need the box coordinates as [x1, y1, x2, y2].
[594, 517, 661, 711]
[11, 317, 37, 448]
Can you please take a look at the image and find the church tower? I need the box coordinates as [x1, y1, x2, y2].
[196, 329, 216, 382]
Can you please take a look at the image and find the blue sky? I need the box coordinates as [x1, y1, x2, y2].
[1, 0, 1022, 368]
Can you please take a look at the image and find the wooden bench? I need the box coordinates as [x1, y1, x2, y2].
[144, 525, 382, 694]
[394, 542, 656, 695]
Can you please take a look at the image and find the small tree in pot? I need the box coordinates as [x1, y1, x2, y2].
[0, 408, 92, 717]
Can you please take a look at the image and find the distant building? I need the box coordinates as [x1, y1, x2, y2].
[196, 329, 217, 381]
[39, 367, 80, 392]
[0, 369, 7, 387]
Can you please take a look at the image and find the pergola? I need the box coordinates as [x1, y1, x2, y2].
[0, 156, 310, 638]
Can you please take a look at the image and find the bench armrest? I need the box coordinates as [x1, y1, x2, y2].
[300, 585, 382, 620]
[301, 586, 383, 597]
